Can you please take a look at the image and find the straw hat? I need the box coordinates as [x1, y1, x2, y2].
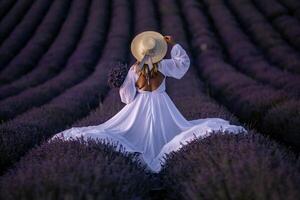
[131, 31, 167, 65]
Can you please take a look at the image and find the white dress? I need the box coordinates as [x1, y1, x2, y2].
[50, 44, 247, 173]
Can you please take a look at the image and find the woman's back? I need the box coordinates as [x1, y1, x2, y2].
[135, 68, 165, 92]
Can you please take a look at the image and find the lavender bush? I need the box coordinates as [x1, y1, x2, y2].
[0, 138, 152, 200]
[160, 131, 300, 200]
[107, 62, 129, 88]
[262, 100, 300, 150]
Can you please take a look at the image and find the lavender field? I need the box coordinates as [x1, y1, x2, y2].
[0, 0, 299, 199]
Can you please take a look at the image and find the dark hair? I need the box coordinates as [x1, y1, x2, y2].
[138, 63, 159, 78]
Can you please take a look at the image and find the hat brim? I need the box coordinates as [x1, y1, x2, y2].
[131, 31, 167, 64]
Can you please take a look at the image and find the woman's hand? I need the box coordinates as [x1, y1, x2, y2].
[164, 35, 175, 45]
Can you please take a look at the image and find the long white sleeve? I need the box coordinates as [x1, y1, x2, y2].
[158, 44, 190, 79]
[119, 65, 138, 104]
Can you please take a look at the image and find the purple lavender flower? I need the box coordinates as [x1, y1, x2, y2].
[107, 61, 129, 88]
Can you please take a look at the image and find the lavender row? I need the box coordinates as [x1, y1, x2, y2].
[0, 0, 53, 71]
[0, 0, 72, 85]
[261, 99, 300, 151]
[0, 0, 130, 174]
[74, 0, 157, 127]
[0, 0, 91, 100]
[156, 0, 240, 124]
[133, 0, 158, 33]
[227, 0, 300, 74]
[161, 131, 300, 199]
[279, 0, 300, 21]
[203, 1, 300, 97]
[0, 138, 152, 199]
[0, 0, 95, 122]
[0, 0, 17, 20]
[253, 0, 300, 51]
[1, 131, 298, 199]
[0, 0, 34, 44]
[182, 0, 299, 149]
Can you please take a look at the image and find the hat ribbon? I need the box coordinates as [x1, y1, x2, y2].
[138, 50, 154, 85]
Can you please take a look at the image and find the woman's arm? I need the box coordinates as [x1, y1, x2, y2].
[119, 65, 138, 104]
[159, 36, 190, 79]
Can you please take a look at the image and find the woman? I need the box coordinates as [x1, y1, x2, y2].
[50, 31, 247, 173]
